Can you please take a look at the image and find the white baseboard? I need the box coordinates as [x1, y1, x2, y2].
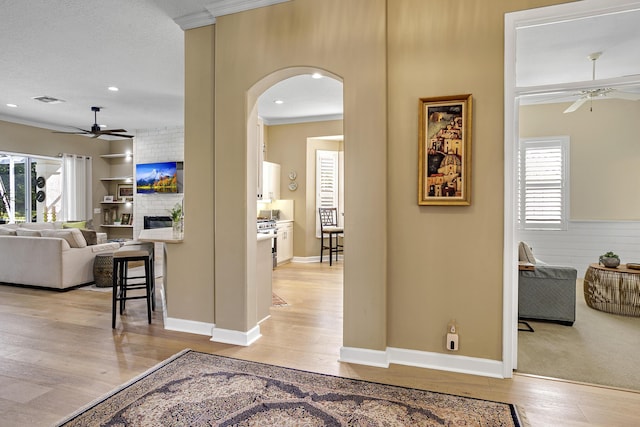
[292, 256, 343, 264]
[340, 346, 389, 367]
[210, 325, 262, 346]
[292, 256, 320, 263]
[164, 317, 215, 337]
[340, 346, 505, 379]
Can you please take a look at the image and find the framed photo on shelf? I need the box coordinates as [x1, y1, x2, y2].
[103, 195, 114, 202]
[120, 213, 131, 225]
[418, 94, 472, 206]
[117, 184, 134, 201]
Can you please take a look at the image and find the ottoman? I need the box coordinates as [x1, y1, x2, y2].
[93, 252, 115, 288]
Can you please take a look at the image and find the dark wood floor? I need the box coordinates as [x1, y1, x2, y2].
[0, 262, 639, 426]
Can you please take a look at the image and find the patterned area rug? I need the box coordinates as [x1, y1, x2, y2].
[57, 350, 522, 426]
[272, 292, 288, 306]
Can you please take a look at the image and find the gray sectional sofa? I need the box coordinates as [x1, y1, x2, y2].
[518, 242, 578, 326]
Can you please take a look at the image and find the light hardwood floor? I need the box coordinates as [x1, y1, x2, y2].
[0, 262, 639, 426]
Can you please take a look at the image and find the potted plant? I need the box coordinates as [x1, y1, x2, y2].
[168, 202, 183, 237]
[599, 251, 620, 268]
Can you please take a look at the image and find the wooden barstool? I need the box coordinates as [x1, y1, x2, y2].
[111, 244, 154, 328]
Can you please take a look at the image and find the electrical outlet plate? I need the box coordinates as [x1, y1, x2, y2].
[447, 333, 459, 351]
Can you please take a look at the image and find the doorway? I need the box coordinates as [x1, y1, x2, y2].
[248, 68, 345, 347]
[504, 0, 640, 386]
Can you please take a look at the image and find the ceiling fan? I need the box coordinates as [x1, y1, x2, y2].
[53, 106, 134, 139]
[564, 52, 640, 113]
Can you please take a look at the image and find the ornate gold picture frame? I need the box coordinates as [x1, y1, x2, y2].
[418, 94, 472, 206]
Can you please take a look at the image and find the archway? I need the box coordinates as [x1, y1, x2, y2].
[247, 67, 345, 347]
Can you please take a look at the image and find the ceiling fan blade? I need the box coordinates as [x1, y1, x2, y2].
[52, 130, 89, 134]
[609, 91, 640, 101]
[100, 128, 128, 133]
[563, 97, 588, 113]
[106, 133, 135, 138]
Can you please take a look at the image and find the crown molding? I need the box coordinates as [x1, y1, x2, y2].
[206, 0, 291, 18]
[174, 0, 291, 30]
[174, 10, 216, 30]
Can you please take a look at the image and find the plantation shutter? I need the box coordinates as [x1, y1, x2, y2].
[316, 150, 339, 237]
[518, 137, 569, 230]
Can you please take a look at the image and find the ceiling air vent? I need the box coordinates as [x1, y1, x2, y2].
[32, 95, 65, 104]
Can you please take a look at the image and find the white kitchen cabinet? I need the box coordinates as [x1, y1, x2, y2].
[262, 161, 281, 201]
[256, 117, 265, 199]
[277, 221, 293, 264]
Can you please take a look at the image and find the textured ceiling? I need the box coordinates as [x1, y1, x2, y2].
[0, 1, 637, 136]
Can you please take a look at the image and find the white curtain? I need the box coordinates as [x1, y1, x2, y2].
[61, 154, 92, 221]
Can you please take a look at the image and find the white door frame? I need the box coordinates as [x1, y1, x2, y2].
[503, 0, 640, 375]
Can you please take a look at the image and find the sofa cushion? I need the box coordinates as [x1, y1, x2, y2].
[80, 228, 98, 246]
[518, 241, 536, 264]
[16, 229, 42, 237]
[40, 228, 87, 248]
[19, 222, 57, 230]
[0, 227, 16, 236]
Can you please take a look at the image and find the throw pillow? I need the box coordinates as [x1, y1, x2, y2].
[40, 229, 87, 248]
[80, 228, 98, 246]
[63, 221, 87, 229]
[16, 229, 42, 237]
[518, 241, 536, 264]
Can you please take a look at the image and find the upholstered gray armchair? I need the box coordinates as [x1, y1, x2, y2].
[518, 242, 577, 326]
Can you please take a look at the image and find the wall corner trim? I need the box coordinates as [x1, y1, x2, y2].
[340, 346, 506, 379]
[211, 325, 262, 346]
[165, 317, 215, 336]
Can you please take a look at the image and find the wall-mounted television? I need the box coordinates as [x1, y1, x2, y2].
[136, 161, 183, 194]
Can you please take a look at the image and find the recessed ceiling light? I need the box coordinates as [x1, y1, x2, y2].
[6, 103, 18, 108]
[311, 72, 323, 79]
[274, 99, 284, 104]
[108, 86, 119, 92]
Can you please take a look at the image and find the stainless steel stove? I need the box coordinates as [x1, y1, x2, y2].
[257, 218, 277, 233]
[257, 218, 277, 268]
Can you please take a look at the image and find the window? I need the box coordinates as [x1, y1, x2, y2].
[518, 136, 569, 230]
[315, 149, 343, 237]
[0, 152, 62, 224]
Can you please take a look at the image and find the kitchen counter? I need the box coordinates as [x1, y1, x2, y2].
[138, 227, 183, 243]
[257, 233, 276, 242]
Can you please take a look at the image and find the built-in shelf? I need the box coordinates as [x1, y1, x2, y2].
[100, 201, 134, 205]
[100, 177, 133, 182]
[100, 153, 132, 159]
[100, 224, 133, 228]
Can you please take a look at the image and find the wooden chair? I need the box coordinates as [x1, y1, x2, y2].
[319, 208, 343, 266]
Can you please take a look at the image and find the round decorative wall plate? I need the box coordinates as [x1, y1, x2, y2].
[288, 182, 298, 191]
[288, 171, 297, 180]
[36, 190, 45, 202]
[36, 176, 45, 188]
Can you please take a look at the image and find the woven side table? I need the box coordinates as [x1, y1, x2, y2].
[93, 252, 115, 288]
[584, 263, 640, 317]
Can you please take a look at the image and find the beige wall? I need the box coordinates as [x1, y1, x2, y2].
[0, 120, 112, 225]
[520, 99, 640, 221]
[385, 0, 569, 359]
[211, 0, 388, 346]
[265, 120, 343, 257]
[167, 25, 216, 323]
[177, 0, 574, 359]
